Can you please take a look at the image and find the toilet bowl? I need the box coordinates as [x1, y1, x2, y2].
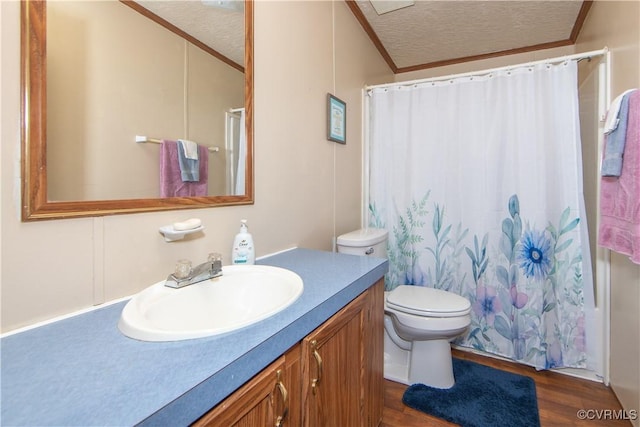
[384, 285, 471, 389]
[335, 228, 470, 389]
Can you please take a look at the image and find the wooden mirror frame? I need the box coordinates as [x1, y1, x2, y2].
[20, 0, 254, 221]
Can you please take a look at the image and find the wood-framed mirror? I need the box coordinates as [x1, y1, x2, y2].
[20, 0, 254, 221]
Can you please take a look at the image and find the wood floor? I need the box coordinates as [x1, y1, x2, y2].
[381, 349, 632, 427]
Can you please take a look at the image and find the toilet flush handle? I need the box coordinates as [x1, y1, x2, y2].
[365, 247, 374, 255]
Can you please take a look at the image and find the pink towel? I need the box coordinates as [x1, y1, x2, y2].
[160, 140, 209, 197]
[598, 89, 640, 263]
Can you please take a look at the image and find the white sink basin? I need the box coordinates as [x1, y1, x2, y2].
[118, 265, 304, 341]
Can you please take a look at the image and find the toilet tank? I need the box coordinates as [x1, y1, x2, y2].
[336, 228, 388, 258]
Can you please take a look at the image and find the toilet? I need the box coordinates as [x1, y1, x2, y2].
[336, 228, 471, 389]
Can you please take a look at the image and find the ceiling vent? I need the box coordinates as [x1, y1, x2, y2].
[369, 0, 415, 15]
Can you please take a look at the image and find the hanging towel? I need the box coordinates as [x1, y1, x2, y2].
[598, 90, 640, 264]
[160, 140, 209, 197]
[178, 139, 199, 160]
[604, 89, 637, 134]
[601, 92, 632, 177]
[177, 141, 200, 182]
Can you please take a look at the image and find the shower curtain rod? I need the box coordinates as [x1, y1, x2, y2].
[365, 47, 608, 92]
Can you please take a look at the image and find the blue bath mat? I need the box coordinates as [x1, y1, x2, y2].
[402, 358, 540, 427]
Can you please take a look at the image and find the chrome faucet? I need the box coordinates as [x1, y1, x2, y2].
[165, 253, 223, 289]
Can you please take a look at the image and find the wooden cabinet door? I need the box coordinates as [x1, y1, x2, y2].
[302, 291, 368, 427]
[194, 355, 292, 427]
[365, 279, 384, 427]
[282, 344, 302, 427]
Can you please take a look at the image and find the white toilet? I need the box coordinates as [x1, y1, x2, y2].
[336, 228, 472, 389]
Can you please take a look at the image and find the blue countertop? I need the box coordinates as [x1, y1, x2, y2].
[1, 248, 387, 426]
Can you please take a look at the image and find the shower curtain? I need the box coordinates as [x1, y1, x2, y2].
[368, 60, 595, 370]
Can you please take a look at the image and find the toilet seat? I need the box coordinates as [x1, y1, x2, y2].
[386, 285, 471, 318]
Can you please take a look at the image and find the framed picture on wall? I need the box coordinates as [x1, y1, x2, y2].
[327, 94, 346, 144]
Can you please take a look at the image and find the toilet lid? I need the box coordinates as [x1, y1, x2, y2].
[386, 285, 471, 317]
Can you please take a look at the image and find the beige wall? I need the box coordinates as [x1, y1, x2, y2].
[576, 1, 640, 422]
[0, 0, 392, 332]
[46, 1, 243, 200]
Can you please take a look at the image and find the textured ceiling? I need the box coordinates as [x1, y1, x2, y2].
[132, 1, 591, 75]
[348, 0, 591, 73]
[135, 0, 245, 67]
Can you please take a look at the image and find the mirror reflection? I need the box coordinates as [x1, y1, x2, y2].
[21, 0, 253, 220]
[47, 1, 245, 200]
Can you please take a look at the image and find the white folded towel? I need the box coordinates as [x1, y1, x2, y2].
[178, 139, 199, 160]
[604, 89, 637, 134]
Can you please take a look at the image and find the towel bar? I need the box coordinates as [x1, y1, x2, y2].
[135, 135, 220, 152]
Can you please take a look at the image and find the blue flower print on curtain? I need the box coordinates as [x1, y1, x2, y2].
[518, 229, 554, 280]
[468, 195, 586, 368]
[472, 285, 502, 326]
[370, 193, 588, 370]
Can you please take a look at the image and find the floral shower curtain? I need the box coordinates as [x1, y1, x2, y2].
[368, 60, 595, 370]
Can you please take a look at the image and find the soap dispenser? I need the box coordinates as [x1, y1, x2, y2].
[231, 219, 255, 265]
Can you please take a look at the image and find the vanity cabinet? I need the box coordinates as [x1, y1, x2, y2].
[195, 279, 383, 427]
[193, 345, 301, 427]
[302, 278, 383, 427]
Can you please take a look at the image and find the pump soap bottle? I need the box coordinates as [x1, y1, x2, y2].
[231, 219, 255, 265]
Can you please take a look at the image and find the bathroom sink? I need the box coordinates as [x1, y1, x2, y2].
[118, 265, 304, 341]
